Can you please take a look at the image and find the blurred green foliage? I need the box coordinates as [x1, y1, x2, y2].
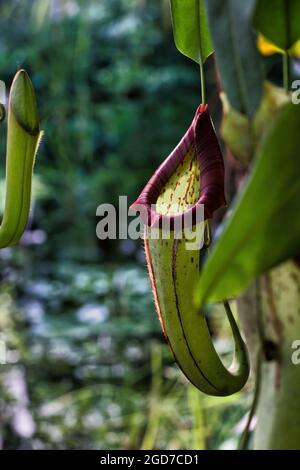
[0, 256, 248, 449]
[0, 0, 249, 449]
[0, 0, 202, 261]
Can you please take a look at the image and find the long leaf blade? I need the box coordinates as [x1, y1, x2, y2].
[253, 0, 300, 51]
[205, 0, 263, 116]
[195, 103, 300, 306]
[170, 0, 213, 64]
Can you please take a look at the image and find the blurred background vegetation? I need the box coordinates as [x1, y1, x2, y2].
[0, 0, 254, 449]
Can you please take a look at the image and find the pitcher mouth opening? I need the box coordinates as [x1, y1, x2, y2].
[130, 104, 226, 230]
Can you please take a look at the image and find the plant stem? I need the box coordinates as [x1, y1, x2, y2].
[238, 348, 262, 450]
[199, 61, 206, 104]
[197, 0, 206, 105]
[283, 52, 290, 95]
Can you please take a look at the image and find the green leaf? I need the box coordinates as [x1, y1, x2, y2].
[195, 103, 300, 307]
[205, 0, 263, 116]
[253, 0, 300, 51]
[170, 0, 213, 64]
[220, 82, 289, 164]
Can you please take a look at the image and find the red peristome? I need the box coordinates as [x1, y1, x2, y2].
[131, 104, 226, 228]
